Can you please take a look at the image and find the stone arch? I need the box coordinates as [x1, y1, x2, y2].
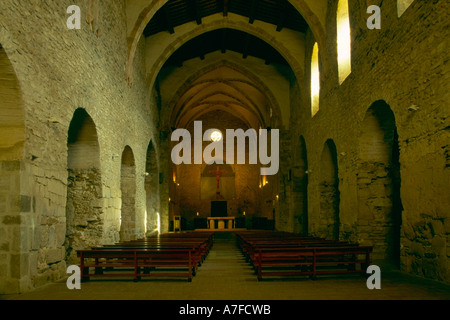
[65, 108, 103, 264]
[0, 43, 26, 294]
[144, 21, 305, 94]
[0, 45, 25, 161]
[125, 0, 327, 82]
[292, 135, 309, 235]
[357, 100, 402, 266]
[319, 139, 340, 240]
[166, 60, 283, 130]
[145, 140, 160, 235]
[120, 146, 137, 241]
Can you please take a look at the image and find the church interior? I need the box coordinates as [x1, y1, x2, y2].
[0, 0, 449, 300]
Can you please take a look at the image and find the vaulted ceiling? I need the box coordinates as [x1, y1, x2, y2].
[144, 0, 308, 67]
[164, 29, 289, 67]
[144, 0, 309, 37]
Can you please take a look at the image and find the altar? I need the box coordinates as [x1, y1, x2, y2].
[207, 217, 235, 230]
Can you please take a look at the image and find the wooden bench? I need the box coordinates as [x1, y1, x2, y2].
[91, 243, 205, 267]
[77, 248, 196, 282]
[235, 231, 373, 281]
[254, 246, 372, 281]
[76, 232, 215, 282]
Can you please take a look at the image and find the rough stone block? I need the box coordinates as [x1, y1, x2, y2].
[45, 247, 64, 265]
[20, 195, 31, 212]
[55, 224, 66, 247]
[2, 215, 21, 225]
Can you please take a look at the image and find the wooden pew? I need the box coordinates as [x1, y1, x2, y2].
[254, 246, 373, 281]
[77, 232, 214, 282]
[235, 231, 373, 281]
[78, 248, 196, 282]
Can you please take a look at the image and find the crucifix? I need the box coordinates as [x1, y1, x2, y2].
[209, 165, 227, 199]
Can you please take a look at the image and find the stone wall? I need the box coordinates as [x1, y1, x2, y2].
[288, 0, 449, 282]
[0, 0, 447, 294]
[0, 0, 155, 293]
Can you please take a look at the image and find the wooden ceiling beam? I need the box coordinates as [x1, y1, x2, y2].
[191, 0, 202, 25]
[249, 0, 257, 24]
[276, 1, 288, 32]
[163, 5, 175, 34]
[223, 0, 229, 17]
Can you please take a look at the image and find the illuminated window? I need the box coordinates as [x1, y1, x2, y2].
[337, 0, 351, 84]
[311, 42, 320, 117]
[397, 0, 414, 17]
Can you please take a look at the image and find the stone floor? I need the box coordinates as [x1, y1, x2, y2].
[2, 232, 450, 301]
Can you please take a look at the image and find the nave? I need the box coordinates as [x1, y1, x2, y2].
[5, 232, 450, 301]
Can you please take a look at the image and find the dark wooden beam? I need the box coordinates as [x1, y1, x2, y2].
[163, 5, 175, 34]
[249, 0, 257, 24]
[191, 0, 202, 25]
[221, 29, 228, 53]
[223, 0, 229, 17]
[276, 1, 288, 32]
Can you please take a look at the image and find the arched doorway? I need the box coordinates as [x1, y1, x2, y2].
[292, 135, 309, 235]
[120, 146, 137, 241]
[0, 43, 26, 294]
[319, 139, 340, 240]
[145, 141, 160, 236]
[65, 108, 102, 264]
[357, 100, 402, 267]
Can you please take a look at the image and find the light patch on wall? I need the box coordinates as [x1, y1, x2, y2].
[337, 0, 352, 84]
[397, 0, 414, 17]
[157, 212, 161, 234]
[144, 210, 148, 234]
[311, 42, 320, 117]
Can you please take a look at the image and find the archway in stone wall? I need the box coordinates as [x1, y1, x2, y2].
[145, 141, 160, 236]
[120, 146, 137, 241]
[319, 139, 340, 240]
[0, 45, 24, 161]
[358, 100, 402, 266]
[292, 135, 309, 235]
[65, 108, 103, 264]
[0, 43, 26, 294]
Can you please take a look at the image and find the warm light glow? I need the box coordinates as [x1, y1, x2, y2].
[197, 212, 200, 216]
[210, 130, 223, 142]
[144, 210, 148, 234]
[243, 211, 246, 216]
[311, 42, 320, 117]
[276, 195, 279, 201]
[173, 170, 176, 183]
[157, 212, 161, 234]
[337, 0, 351, 84]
